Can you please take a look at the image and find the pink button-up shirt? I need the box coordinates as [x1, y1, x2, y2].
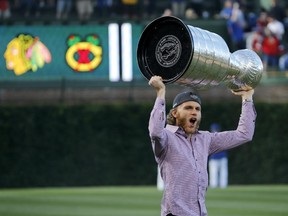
[149, 98, 256, 216]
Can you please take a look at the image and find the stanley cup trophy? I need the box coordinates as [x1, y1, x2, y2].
[137, 16, 263, 91]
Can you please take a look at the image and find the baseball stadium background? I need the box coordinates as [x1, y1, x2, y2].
[0, 1, 288, 215]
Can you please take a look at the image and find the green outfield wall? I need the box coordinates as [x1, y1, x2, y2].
[0, 102, 287, 188]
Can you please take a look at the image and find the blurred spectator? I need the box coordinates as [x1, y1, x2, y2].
[56, 0, 72, 19]
[16, 0, 40, 17]
[0, 0, 11, 19]
[96, 0, 114, 18]
[246, 10, 267, 52]
[185, 8, 198, 20]
[227, 1, 246, 51]
[268, 0, 286, 23]
[261, 27, 284, 71]
[250, 29, 264, 54]
[76, 0, 93, 21]
[29, 0, 56, 18]
[267, 13, 285, 40]
[121, 0, 139, 19]
[186, 0, 203, 18]
[256, 10, 269, 31]
[162, 8, 173, 17]
[279, 53, 288, 71]
[260, 0, 272, 12]
[245, 12, 258, 32]
[217, 0, 232, 19]
[171, 0, 186, 18]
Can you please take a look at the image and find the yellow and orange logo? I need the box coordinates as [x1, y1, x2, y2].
[66, 34, 102, 72]
[4, 34, 51, 76]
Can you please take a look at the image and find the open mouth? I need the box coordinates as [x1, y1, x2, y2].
[189, 117, 197, 126]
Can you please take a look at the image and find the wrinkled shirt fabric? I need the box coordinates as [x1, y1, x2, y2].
[149, 98, 256, 216]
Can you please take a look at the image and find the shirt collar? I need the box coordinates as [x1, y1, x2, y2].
[166, 124, 201, 136]
[166, 124, 179, 133]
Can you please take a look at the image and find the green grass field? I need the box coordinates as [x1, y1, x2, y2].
[0, 185, 287, 216]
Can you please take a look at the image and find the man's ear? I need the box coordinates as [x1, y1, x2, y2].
[172, 109, 177, 118]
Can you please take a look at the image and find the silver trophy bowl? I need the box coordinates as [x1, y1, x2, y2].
[137, 16, 263, 91]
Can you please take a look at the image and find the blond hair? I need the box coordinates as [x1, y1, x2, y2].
[166, 108, 176, 125]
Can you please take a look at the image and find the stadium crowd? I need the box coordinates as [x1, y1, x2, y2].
[1, 0, 288, 72]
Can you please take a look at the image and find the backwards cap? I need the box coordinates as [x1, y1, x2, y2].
[172, 91, 201, 108]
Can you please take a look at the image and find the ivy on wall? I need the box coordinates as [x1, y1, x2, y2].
[0, 102, 287, 188]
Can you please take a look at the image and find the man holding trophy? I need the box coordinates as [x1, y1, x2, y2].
[138, 16, 262, 216]
[148, 75, 255, 216]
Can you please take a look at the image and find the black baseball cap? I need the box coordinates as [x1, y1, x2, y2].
[172, 91, 201, 108]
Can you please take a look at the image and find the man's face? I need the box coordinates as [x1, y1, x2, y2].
[172, 101, 201, 135]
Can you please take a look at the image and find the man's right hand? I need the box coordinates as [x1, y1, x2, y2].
[149, 76, 165, 99]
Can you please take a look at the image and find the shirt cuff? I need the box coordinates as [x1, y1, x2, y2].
[242, 99, 253, 103]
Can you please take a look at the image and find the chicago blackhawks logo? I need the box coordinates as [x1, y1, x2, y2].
[66, 34, 102, 72]
[4, 34, 51, 76]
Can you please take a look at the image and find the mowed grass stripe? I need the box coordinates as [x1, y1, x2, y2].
[206, 185, 288, 216]
[0, 186, 287, 216]
[0, 187, 161, 216]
